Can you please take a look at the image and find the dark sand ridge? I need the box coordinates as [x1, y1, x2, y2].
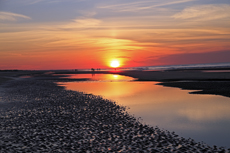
[0, 70, 50, 85]
[114, 70, 230, 98]
[0, 77, 12, 86]
[116, 70, 230, 81]
[0, 74, 14, 86]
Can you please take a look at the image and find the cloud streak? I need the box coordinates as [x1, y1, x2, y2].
[99, 0, 196, 12]
[18, 0, 70, 5]
[0, 11, 31, 21]
[73, 18, 101, 27]
[134, 0, 197, 11]
[173, 4, 230, 20]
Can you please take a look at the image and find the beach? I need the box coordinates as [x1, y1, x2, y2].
[116, 70, 230, 98]
[1, 70, 230, 152]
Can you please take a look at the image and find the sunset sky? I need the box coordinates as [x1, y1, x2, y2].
[0, 0, 230, 70]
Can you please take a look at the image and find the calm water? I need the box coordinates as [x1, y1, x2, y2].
[58, 74, 230, 148]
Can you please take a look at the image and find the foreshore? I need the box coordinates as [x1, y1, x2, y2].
[55, 68, 230, 98]
[116, 70, 230, 98]
[1, 70, 230, 152]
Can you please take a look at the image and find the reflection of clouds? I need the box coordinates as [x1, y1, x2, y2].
[168, 121, 206, 131]
[60, 81, 146, 100]
[178, 99, 230, 121]
[59, 79, 230, 140]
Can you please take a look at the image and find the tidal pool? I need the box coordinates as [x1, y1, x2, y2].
[57, 74, 230, 148]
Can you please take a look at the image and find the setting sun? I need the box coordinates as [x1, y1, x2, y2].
[110, 60, 120, 68]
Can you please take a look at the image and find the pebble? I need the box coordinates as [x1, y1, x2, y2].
[0, 77, 229, 152]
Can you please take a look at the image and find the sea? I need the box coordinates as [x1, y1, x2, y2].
[57, 62, 230, 148]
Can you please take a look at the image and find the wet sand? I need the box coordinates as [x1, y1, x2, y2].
[1, 70, 230, 152]
[116, 70, 230, 81]
[55, 69, 230, 98]
[115, 70, 230, 98]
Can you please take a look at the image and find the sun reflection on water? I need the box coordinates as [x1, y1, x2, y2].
[57, 74, 230, 148]
[64, 74, 134, 82]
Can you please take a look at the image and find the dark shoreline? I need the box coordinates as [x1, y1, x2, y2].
[54, 69, 230, 98]
[116, 70, 230, 98]
[1, 70, 230, 152]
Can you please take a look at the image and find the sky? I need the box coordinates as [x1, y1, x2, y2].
[0, 0, 230, 70]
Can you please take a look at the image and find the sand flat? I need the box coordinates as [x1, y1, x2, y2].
[115, 70, 230, 81]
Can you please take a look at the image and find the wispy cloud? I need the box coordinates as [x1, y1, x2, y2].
[26, 0, 46, 5]
[60, 18, 102, 29]
[73, 18, 101, 27]
[0, 11, 31, 21]
[13, 0, 47, 5]
[99, 0, 196, 12]
[99, 0, 154, 9]
[134, 0, 197, 11]
[23, 0, 86, 5]
[20, 0, 65, 5]
[173, 4, 230, 20]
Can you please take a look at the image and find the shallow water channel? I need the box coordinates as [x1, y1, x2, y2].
[57, 74, 230, 148]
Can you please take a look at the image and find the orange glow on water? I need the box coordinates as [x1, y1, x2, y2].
[58, 77, 230, 147]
